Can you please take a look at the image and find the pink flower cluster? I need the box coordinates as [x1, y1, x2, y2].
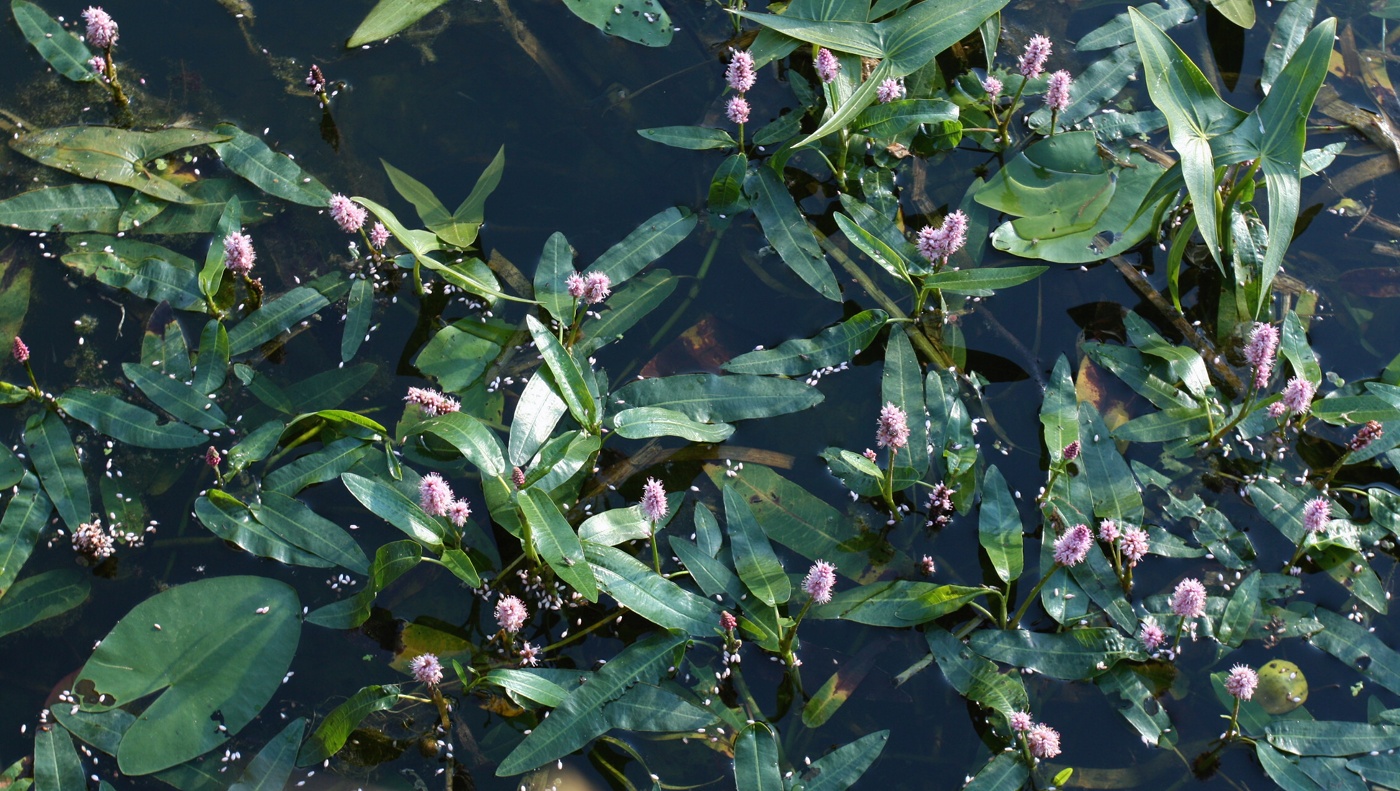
[1302, 497, 1330, 534]
[329, 194, 367, 233]
[566, 271, 612, 305]
[641, 477, 668, 523]
[803, 560, 837, 604]
[1045, 70, 1073, 113]
[1170, 577, 1207, 619]
[725, 49, 757, 126]
[405, 386, 461, 417]
[815, 48, 840, 84]
[876, 402, 910, 450]
[876, 78, 905, 104]
[83, 6, 118, 49]
[410, 653, 443, 686]
[12, 336, 28, 364]
[1053, 524, 1092, 566]
[223, 232, 256, 277]
[418, 473, 472, 527]
[916, 210, 969, 263]
[495, 595, 528, 632]
[1244, 323, 1279, 390]
[1019, 35, 1052, 79]
[1226, 665, 1258, 701]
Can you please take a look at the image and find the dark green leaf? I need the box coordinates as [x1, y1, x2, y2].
[210, 124, 332, 207]
[12, 0, 96, 82]
[587, 207, 695, 286]
[745, 166, 840, 301]
[585, 542, 717, 633]
[0, 568, 88, 639]
[533, 232, 575, 324]
[196, 492, 333, 568]
[228, 719, 305, 791]
[509, 370, 569, 467]
[12, 127, 228, 203]
[347, 0, 449, 46]
[612, 406, 734, 443]
[33, 725, 86, 791]
[297, 685, 401, 765]
[734, 723, 783, 791]
[1267, 721, 1400, 756]
[24, 410, 89, 530]
[970, 627, 1145, 679]
[560, 0, 672, 46]
[637, 126, 737, 150]
[0, 473, 51, 599]
[341, 277, 373, 363]
[963, 752, 1030, 791]
[526, 315, 596, 429]
[0, 184, 118, 232]
[724, 485, 791, 607]
[979, 466, 1023, 583]
[249, 492, 369, 574]
[227, 287, 330, 356]
[57, 389, 204, 449]
[799, 731, 889, 791]
[122, 362, 227, 430]
[519, 488, 598, 602]
[613, 373, 822, 423]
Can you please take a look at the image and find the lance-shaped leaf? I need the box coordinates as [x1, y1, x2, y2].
[226, 287, 330, 356]
[745, 166, 840, 301]
[1268, 721, 1400, 757]
[24, 410, 89, 531]
[724, 309, 887, 376]
[0, 184, 121, 233]
[734, 723, 783, 791]
[306, 540, 422, 629]
[509, 370, 569, 467]
[1078, 402, 1143, 522]
[11, 127, 230, 203]
[74, 576, 301, 775]
[724, 485, 791, 607]
[341, 472, 445, 551]
[248, 492, 369, 574]
[963, 752, 1030, 791]
[518, 488, 598, 602]
[585, 206, 694, 286]
[585, 543, 718, 634]
[561, 0, 673, 46]
[970, 627, 1146, 679]
[33, 725, 86, 791]
[978, 466, 1023, 583]
[122, 362, 227, 430]
[533, 232, 576, 324]
[196, 492, 333, 568]
[798, 731, 889, 791]
[613, 373, 822, 423]
[228, 718, 305, 791]
[577, 270, 678, 355]
[497, 632, 686, 775]
[13, 0, 96, 82]
[297, 685, 401, 765]
[346, 0, 450, 46]
[57, 390, 205, 449]
[0, 568, 89, 638]
[1130, 9, 1246, 267]
[210, 124, 332, 207]
[0, 473, 52, 600]
[341, 277, 373, 363]
[612, 406, 734, 443]
[883, 329, 927, 486]
[525, 315, 596, 429]
[412, 411, 507, 478]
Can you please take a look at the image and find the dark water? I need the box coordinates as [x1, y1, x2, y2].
[1, 0, 1398, 790]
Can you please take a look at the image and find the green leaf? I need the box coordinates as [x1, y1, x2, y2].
[486, 669, 572, 707]
[802, 641, 882, 728]
[209, 124, 332, 207]
[1263, 0, 1317, 91]
[586, 206, 695, 286]
[851, 98, 959, 137]
[612, 406, 734, 443]
[519, 488, 598, 602]
[122, 361, 227, 430]
[613, 373, 822, 423]
[709, 153, 749, 216]
[813, 581, 983, 625]
[445, 144, 505, 241]
[297, 685, 401, 765]
[33, 725, 86, 791]
[497, 632, 686, 775]
[413, 412, 507, 478]
[12, 127, 229, 203]
[978, 466, 1023, 583]
[341, 277, 373, 363]
[964, 752, 1031, 791]
[0, 568, 89, 638]
[57, 389, 205, 449]
[265, 438, 370, 496]
[196, 492, 333, 569]
[227, 286, 330, 356]
[1308, 606, 1400, 697]
[577, 270, 678, 355]
[0, 184, 120, 232]
[341, 472, 445, 551]
[62, 235, 204, 310]
[534, 232, 576, 324]
[347, 0, 449, 46]
[834, 212, 909, 281]
[306, 540, 422, 629]
[1041, 356, 1078, 461]
[799, 731, 890, 791]
[724, 485, 791, 607]
[0, 473, 52, 600]
[1130, 9, 1246, 267]
[1078, 0, 1193, 50]
[75, 577, 301, 774]
[970, 627, 1145, 680]
[560, 0, 672, 45]
[724, 310, 887, 376]
[922, 266, 1047, 294]
[1218, 569, 1260, 647]
[585, 542, 718, 634]
[604, 683, 717, 731]
[1079, 402, 1143, 522]
[734, 723, 783, 791]
[413, 316, 507, 392]
[24, 410, 89, 530]
[1097, 665, 1177, 747]
[883, 329, 926, 486]
[525, 315, 596, 429]
[228, 719, 305, 791]
[1268, 721, 1400, 756]
[509, 370, 569, 467]
[249, 492, 369, 574]
[12, 0, 96, 82]
[637, 126, 737, 150]
[580, 502, 676, 545]
[744, 166, 840, 301]
[192, 320, 229, 396]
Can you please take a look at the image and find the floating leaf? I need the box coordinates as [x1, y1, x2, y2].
[346, 0, 450, 46]
[560, 0, 672, 46]
[0, 184, 120, 232]
[0, 568, 89, 638]
[228, 719, 305, 791]
[734, 723, 783, 791]
[584, 542, 717, 634]
[196, 492, 333, 569]
[745, 166, 840, 301]
[724, 310, 887, 376]
[509, 370, 569, 467]
[340, 277, 373, 363]
[963, 752, 1031, 791]
[724, 486, 791, 607]
[970, 628, 1145, 680]
[73, 576, 300, 774]
[57, 389, 205, 449]
[799, 731, 889, 791]
[586, 206, 695, 286]
[248, 492, 369, 574]
[297, 685, 400, 766]
[209, 124, 332, 207]
[497, 632, 686, 775]
[341, 472, 444, 551]
[12, 127, 229, 203]
[227, 287, 330, 356]
[525, 315, 596, 429]
[979, 466, 1024, 583]
[576, 270, 678, 355]
[637, 126, 737, 151]
[306, 541, 421, 629]
[24, 410, 89, 530]
[33, 725, 86, 791]
[612, 406, 734, 443]
[533, 232, 575, 324]
[519, 488, 598, 602]
[0, 473, 51, 600]
[62, 235, 204, 310]
[12, 0, 96, 82]
[613, 373, 823, 423]
[1267, 721, 1400, 756]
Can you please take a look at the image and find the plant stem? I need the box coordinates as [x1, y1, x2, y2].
[1008, 565, 1059, 630]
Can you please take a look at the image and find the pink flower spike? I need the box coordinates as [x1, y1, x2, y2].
[726, 96, 751, 125]
[726, 50, 757, 93]
[876, 402, 910, 450]
[205, 446, 221, 468]
[1226, 665, 1258, 701]
[1026, 724, 1061, 759]
[306, 65, 327, 93]
[566, 272, 587, 299]
[495, 595, 528, 633]
[916, 211, 969, 263]
[1009, 711, 1033, 732]
[1045, 70, 1073, 113]
[1303, 497, 1330, 534]
[1120, 527, 1149, 565]
[405, 387, 460, 417]
[918, 555, 936, 576]
[876, 78, 905, 104]
[88, 55, 107, 77]
[641, 477, 668, 524]
[1244, 323, 1280, 389]
[223, 232, 256, 277]
[1280, 376, 1316, 416]
[1170, 578, 1207, 619]
[720, 610, 738, 632]
[982, 75, 1002, 100]
[418, 473, 455, 517]
[582, 272, 612, 305]
[519, 641, 541, 666]
[83, 6, 118, 49]
[12, 336, 28, 364]
[447, 500, 472, 528]
[1019, 35, 1052, 79]
[409, 653, 443, 687]
[369, 222, 390, 249]
[804, 560, 837, 604]
[816, 48, 840, 84]
[1098, 519, 1120, 543]
[1350, 420, 1384, 452]
[1053, 524, 1092, 566]
[328, 194, 368, 233]
[1139, 617, 1166, 651]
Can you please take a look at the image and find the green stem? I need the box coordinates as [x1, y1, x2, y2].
[651, 521, 662, 573]
[998, 77, 1029, 144]
[1008, 565, 1059, 630]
